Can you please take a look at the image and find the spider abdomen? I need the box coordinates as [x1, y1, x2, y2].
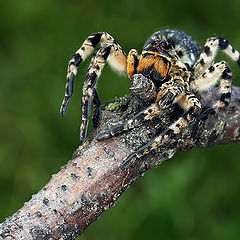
[144, 29, 202, 69]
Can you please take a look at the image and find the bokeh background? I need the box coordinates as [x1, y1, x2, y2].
[0, 0, 240, 239]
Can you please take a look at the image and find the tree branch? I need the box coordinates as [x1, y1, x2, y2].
[0, 86, 240, 240]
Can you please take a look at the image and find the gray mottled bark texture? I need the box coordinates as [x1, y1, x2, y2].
[0, 86, 240, 240]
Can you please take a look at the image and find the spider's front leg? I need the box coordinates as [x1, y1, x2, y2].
[121, 91, 201, 169]
[59, 32, 128, 140]
[60, 32, 105, 116]
[96, 80, 183, 141]
[96, 78, 201, 169]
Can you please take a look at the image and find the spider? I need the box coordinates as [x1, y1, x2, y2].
[60, 29, 240, 169]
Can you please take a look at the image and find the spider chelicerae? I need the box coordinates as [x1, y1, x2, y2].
[60, 29, 240, 169]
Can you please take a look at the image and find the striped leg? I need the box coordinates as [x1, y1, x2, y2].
[60, 32, 127, 117]
[96, 80, 185, 141]
[193, 36, 240, 77]
[194, 61, 232, 111]
[59, 32, 128, 140]
[214, 66, 232, 111]
[120, 93, 201, 169]
[92, 89, 101, 128]
[96, 103, 162, 141]
[80, 45, 127, 140]
[60, 32, 104, 116]
[191, 61, 232, 137]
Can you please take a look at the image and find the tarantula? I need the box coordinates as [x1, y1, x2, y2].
[60, 29, 240, 169]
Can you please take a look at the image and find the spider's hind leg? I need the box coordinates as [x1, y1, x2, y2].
[191, 61, 232, 137]
[193, 36, 240, 76]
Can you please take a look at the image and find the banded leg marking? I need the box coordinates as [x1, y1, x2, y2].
[121, 94, 201, 169]
[80, 46, 111, 140]
[191, 61, 231, 91]
[97, 79, 188, 141]
[60, 32, 104, 116]
[92, 89, 101, 128]
[191, 62, 232, 137]
[193, 36, 240, 77]
[96, 103, 162, 141]
[80, 44, 127, 140]
[120, 128, 174, 169]
[214, 64, 232, 111]
[59, 31, 128, 140]
[193, 61, 232, 119]
[60, 32, 127, 116]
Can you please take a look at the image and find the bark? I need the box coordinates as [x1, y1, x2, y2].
[0, 86, 240, 240]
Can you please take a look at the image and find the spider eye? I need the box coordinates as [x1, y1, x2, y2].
[160, 41, 169, 50]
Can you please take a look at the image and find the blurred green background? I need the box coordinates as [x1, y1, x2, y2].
[0, 0, 240, 239]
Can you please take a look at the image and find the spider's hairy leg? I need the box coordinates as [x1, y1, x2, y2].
[96, 103, 162, 141]
[92, 89, 101, 128]
[191, 61, 230, 91]
[213, 64, 232, 112]
[96, 81, 180, 141]
[60, 32, 127, 116]
[193, 37, 240, 77]
[191, 61, 232, 137]
[127, 49, 139, 79]
[60, 32, 104, 116]
[193, 61, 232, 113]
[80, 44, 127, 141]
[121, 93, 201, 169]
[80, 46, 110, 141]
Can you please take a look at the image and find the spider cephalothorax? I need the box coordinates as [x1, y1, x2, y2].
[60, 29, 239, 169]
[134, 39, 174, 84]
